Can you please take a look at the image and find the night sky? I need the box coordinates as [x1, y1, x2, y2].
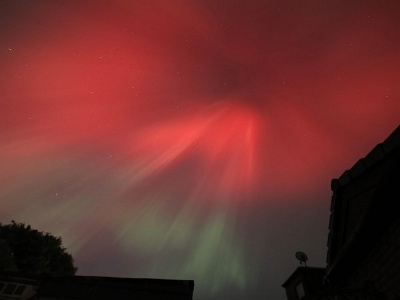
[1, 1, 400, 299]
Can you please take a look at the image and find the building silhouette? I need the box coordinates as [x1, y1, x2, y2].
[0, 273, 194, 300]
[283, 125, 400, 300]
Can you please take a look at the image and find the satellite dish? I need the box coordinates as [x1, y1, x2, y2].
[295, 251, 308, 267]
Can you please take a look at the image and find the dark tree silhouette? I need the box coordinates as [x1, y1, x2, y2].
[0, 221, 77, 276]
[0, 238, 17, 272]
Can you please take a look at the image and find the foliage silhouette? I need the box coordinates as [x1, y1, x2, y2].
[0, 238, 17, 272]
[0, 221, 77, 276]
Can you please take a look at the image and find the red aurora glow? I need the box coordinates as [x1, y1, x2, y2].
[1, 1, 400, 299]
[2, 0, 399, 198]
